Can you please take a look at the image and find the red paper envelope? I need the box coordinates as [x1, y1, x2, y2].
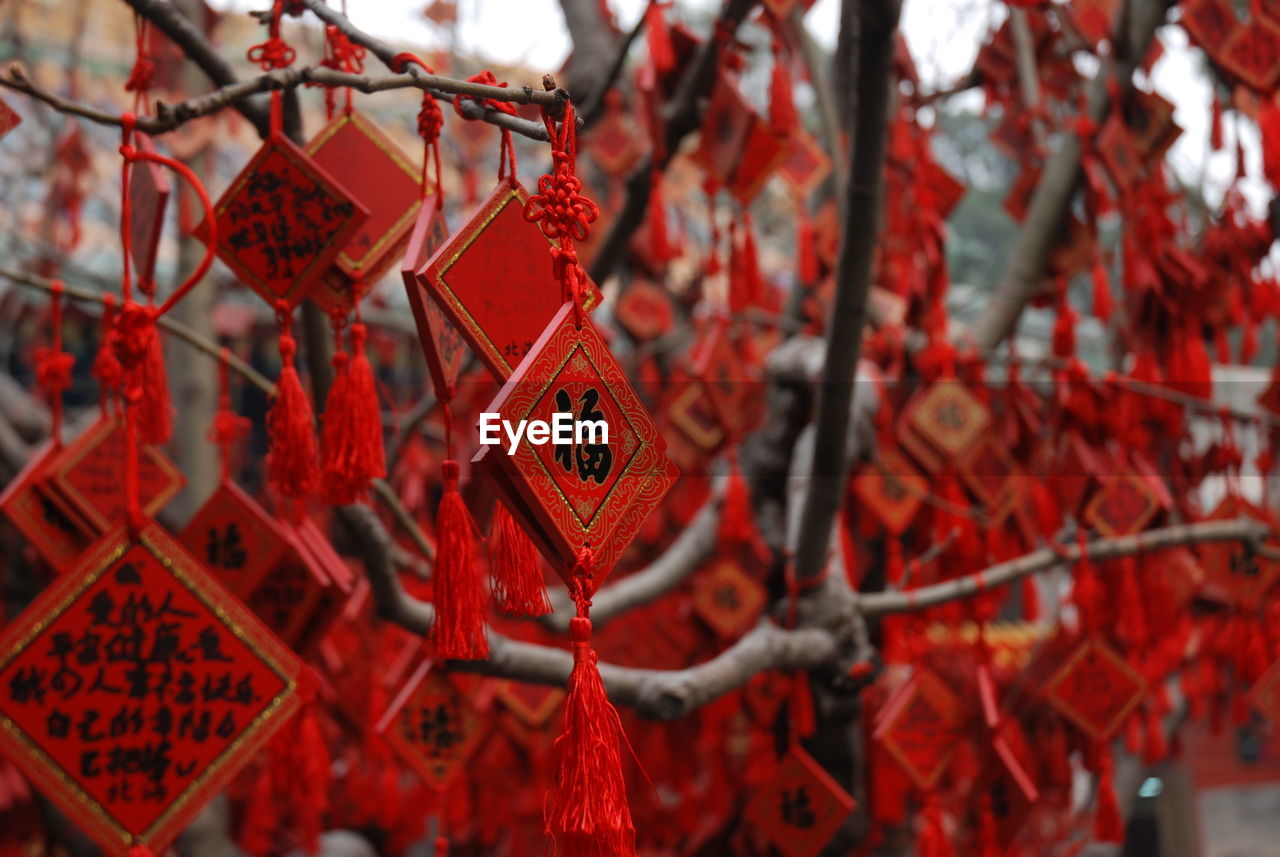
[417, 181, 601, 380]
[306, 109, 422, 314]
[207, 135, 368, 309]
[0, 521, 308, 857]
[472, 303, 678, 592]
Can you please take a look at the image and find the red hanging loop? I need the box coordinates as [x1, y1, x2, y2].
[453, 70, 519, 186]
[391, 53, 446, 204]
[267, 303, 320, 507]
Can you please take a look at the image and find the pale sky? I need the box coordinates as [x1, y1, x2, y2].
[212, 0, 1269, 218]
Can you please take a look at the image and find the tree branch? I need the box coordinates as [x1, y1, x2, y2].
[793, 0, 899, 584]
[859, 517, 1273, 616]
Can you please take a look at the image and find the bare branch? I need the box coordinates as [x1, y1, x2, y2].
[859, 517, 1273, 616]
[543, 476, 725, 632]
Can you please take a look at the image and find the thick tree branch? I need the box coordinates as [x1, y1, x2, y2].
[543, 476, 725, 632]
[859, 517, 1273, 616]
[974, 0, 1173, 349]
[556, 0, 621, 107]
[793, 0, 899, 584]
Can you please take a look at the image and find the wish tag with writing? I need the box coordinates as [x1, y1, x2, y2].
[0, 98, 21, 140]
[47, 415, 185, 534]
[1083, 473, 1161, 536]
[585, 108, 645, 177]
[1044, 635, 1145, 740]
[692, 558, 767, 639]
[873, 667, 966, 791]
[378, 660, 487, 791]
[249, 516, 355, 656]
[1198, 496, 1280, 606]
[472, 303, 678, 593]
[1180, 0, 1237, 52]
[851, 450, 926, 536]
[177, 480, 290, 598]
[402, 203, 468, 398]
[690, 72, 753, 186]
[901, 381, 992, 468]
[206, 135, 368, 309]
[779, 130, 833, 200]
[746, 744, 855, 857]
[665, 376, 727, 458]
[615, 278, 675, 343]
[0, 521, 308, 857]
[0, 442, 94, 571]
[417, 181, 601, 380]
[957, 436, 1019, 517]
[129, 135, 171, 289]
[305, 110, 422, 314]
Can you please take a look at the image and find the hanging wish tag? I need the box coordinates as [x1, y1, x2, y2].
[403, 202, 468, 398]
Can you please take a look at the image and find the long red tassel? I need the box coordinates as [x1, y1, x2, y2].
[267, 311, 319, 502]
[489, 500, 551, 616]
[796, 206, 817, 285]
[769, 39, 797, 136]
[293, 702, 330, 854]
[238, 762, 277, 857]
[321, 321, 385, 504]
[431, 460, 489, 659]
[1260, 98, 1280, 188]
[1091, 255, 1112, 322]
[918, 797, 954, 857]
[1093, 747, 1124, 844]
[549, 608, 637, 857]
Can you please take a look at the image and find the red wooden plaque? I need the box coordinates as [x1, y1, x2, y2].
[206, 135, 368, 309]
[0, 98, 20, 140]
[47, 415, 185, 534]
[0, 522, 306, 857]
[1082, 474, 1159, 537]
[615, 278, 675, 343]
[1044, 636, 1144, 740]
[957, 436, 1018, 514]
[903, 382, 991, 462]
[305, 110, 423, 314]
[0, 442, 94, 571]
[692, 558, 766, 638]
[493, 679, 563, 729]
[1218, 20, 1280, 92]
[417, 181, 601, 380]
[691, 320, 758, 442]
[177, 481, 290, 597]
[472, 303, 678, 591]
[1097, 115, 1144, 189]
[402, 203, 468, 398]
[780, 130, 834, 199]
[378, 660, 486, 791]
[1199, 496, 1280, 606]
[254, 517, 355, 656]
[873, 668, 965, 790]
[729, 116, 789, 204]
[129, 136, 171, 288]
[852, 449, 925, 535]
[690, 72, 753, 186]
[666, 379, 727, 455]
[1180, 0, 1236, 49]
[586, 110, 645, 177]
[746, 745, 855, 857]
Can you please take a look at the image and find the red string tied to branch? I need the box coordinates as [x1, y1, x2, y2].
[453, 70, 519, 185]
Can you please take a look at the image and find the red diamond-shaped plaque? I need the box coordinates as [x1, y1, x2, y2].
[729, 116, 789, 204]
[1218, 20, 1280, 92]
[904, 382, 991, 461]
[417, 181, 601, 380]
[615, 278, 674, 343]
[0, 441, 94, 571]
[746, 745, 855, 857]
[494, 679, 563, 728]
[873, 668, 966, 790]
[779, 130, 833, 199]
[691, 72, 752, 186]
[206, 135, 368, 309]
[306, 109, 422, 314]
[472, 303, 678, 592]
[587, 110, 645, 177]
[0, 98, 20, 140]
[129, 135, 171, 288]
[1083, 474, 1159, 537]
[1248, 658, 1280, 725]
[1198, 496, 1280, 605]
[1044, 636, 1145, 740]
[692, 558, 766, 638]
[378, 660, 486, 791]
[0, 521, 306, 857]
[47, 415, 185, 534]
[851, 449, 926, 535]
[1180, 0, 1236, 50]
[402, 203, 468, 398]
[177, 480, 290, 597]
[958, 436, 1018, 514]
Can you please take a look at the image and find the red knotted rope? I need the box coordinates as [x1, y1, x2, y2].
[390, 53, 445, 207]
[453, 70, 518, 186]
[125, 14, 156, 113]
[247, 0, 294, 137]
[318, 25, 365, 117]
[34, 281, 74, 446]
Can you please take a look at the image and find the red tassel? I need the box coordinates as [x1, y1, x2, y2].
[431, 460, 489, 659]
[769, 40, 796, 136]
[977, 796, 1000, 857]
[1091, 257, 1112, 322]
[719, 456, 764, 555]
[739, 223, 763, 308]
[321, 322, 385, 504]
[1242, 319, 1258, 364]
[647, 170, 674, 264]
[1210, 93, 1223, 152]
[1029, 479, 1061, 538]
[488, 500, 551, 616]
[791, 669, 817, 740]
[917, 798, 954, 857]
[238, 763, 277, 857]
[110, 301, 172, 444]
[1094, 749, 1124, 844]
[1143, 706, 1167, 764]
[796, 207, 817, 285]
[1260, 97, 1280, 188]
[267, 325, 319, 502]
[548, 615, 636, 857]
[644, 1, 674, 74]
[293, 703, 331, 854]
